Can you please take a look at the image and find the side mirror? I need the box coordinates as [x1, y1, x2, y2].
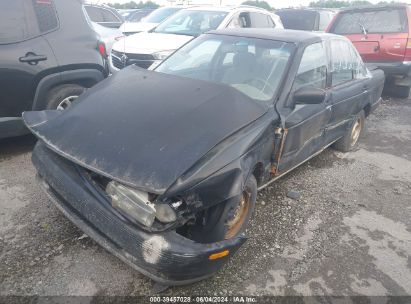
[293, 87, 326, 105]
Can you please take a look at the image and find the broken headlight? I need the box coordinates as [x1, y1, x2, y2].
[106, 181, 177, 227]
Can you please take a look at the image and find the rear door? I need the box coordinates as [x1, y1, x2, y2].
[330, 8, 408, 62]
[325, 38, 370, 143]
[0, 0, 57, 119]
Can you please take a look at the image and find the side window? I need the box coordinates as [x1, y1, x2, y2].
[330, 39, 355, 86]
[32, 0, 58, 33]
[227, 12, 251, 28]
[0, 0, 40, 44]
[227, 13, 242, 28]
[85, 6, 104, 23]
[293, 42, 327, 91]
[267, 15, 276, 28]
[250, 12, 271, 28]
[101, 9, 120, 23]
[349, 44, 368, 79]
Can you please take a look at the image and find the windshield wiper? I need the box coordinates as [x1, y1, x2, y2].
[358, 22, 367, 36]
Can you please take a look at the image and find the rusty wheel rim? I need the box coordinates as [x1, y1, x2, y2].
[351, 118, 362, 146]
[225, 191, 250, 239]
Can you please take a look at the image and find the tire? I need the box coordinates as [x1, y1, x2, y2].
[332, 110, 365, 152]
[394, 85, 410, 99]
[45, 84, 86, 110]
[187, 175, 257, 243]
[383, 83, 410, 99]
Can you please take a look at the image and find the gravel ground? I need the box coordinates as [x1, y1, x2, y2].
[1, 98, 411, 297]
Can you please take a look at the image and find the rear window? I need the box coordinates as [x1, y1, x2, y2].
[277, 10, 318, 31]
[85, 6, 120, 23]
[0, 0, 58, 44]
[33, 0, 58, 33]
[332, 9, 407, 34]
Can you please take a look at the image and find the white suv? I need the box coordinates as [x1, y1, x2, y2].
[110, 6, 283, 72]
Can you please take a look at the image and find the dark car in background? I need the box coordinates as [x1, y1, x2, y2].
[327, 4, 411, 98]
[24, 29, 384, 284]
[84, 4, 124, 28]
[0, 0, 107, 139]
[276, 8, 336, 31]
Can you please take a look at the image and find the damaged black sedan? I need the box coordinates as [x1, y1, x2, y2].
[23, 29, 384, 285]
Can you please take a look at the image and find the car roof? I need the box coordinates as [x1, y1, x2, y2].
[339, 3, 409, 12]
[207, 28, 338, 44]
[277, 8, 335, 12]
[183, 5, 273, 13]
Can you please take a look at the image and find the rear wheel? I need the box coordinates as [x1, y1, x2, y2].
[45, 84, 86, 110]
[332, 110, 365, 152]
[384, 83, 410, 99]
[187, 175, 257, 243]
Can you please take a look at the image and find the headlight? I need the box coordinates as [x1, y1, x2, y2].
[155, 203, 177, 223]
[152, 50, 174, 60]
[106, 181, 177, 227]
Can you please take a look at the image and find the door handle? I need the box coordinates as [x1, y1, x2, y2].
[19, 52, 47, 65]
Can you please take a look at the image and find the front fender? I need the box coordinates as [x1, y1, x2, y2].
[165, 110, 276, 213]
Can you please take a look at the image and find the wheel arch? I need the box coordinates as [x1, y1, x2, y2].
[32, 69, 104, 111]
[363, 103, 372, 118]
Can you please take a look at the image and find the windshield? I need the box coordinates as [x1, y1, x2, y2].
[144, 7, 181, 23]
[155, 34, 294, 103]
[125, 10, 153, 22]
[277, 10, 317, 31]
[154, 10, 228, 37]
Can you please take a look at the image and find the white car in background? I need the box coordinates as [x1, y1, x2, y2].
[110, 6, 284, 72]
[91, 22, 124, 54]
[119, 6, 184, 36]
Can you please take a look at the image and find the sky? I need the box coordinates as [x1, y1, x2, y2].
[93, 0, 411, 9]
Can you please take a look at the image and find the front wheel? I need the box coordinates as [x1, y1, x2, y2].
[332, 110, 365, 152]
[187, 175, 257, 243]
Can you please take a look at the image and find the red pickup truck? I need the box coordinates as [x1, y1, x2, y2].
[327, 4, 411, 98]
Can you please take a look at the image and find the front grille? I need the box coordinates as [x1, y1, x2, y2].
[111, 50, 155, 70]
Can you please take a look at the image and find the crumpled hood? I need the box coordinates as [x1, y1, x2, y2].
[23, 67, 266, 194]
[112, 32, 193, 54]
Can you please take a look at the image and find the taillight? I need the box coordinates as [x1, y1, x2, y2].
[404, 39, 411, 61]
[98, 41, 107, 58]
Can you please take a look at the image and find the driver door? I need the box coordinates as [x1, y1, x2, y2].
[277, 42, 332, 172]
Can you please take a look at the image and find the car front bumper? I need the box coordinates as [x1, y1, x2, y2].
[32, 141, 246, 285]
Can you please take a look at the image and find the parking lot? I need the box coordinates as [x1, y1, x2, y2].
[1, 96, 410, 297]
